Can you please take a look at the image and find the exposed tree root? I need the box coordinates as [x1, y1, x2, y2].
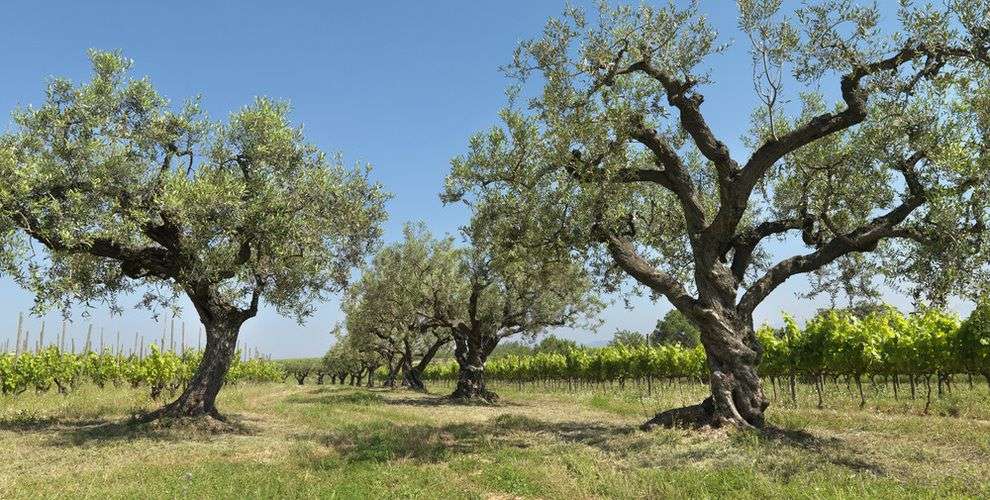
[134, 399, 226, 425]
[130, 405, 240, 433]
[640, 396, 761, 431]
[447, 387, 500, 405]
[640, 397, 717, 430]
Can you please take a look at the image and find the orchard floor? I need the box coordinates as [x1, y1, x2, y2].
[1, 380, 989, 499]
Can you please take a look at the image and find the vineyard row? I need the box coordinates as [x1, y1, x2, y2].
[420, 308, 989, 407]
[0, 345, 284, 398]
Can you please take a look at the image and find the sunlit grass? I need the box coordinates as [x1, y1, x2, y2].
[1, 381, 988, 498]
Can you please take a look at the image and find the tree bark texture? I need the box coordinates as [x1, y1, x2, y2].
[142, 314, 243, 421]
[449, 329, 499, 403]
[641, 314, 768, 429]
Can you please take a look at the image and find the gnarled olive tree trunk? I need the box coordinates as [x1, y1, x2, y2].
[400, 335, 448, 392]
[383, 360, 401, 388]
[365, 363, 379, 387]
[402, 364, 426, 391]
[449, 327, 499, 403]
[642, 310, 768, 429]
[143, 313, 244, 421]
[399, 350, 424, 391]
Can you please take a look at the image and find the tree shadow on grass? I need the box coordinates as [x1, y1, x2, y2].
[756, 425, 887, 476]
[0, 412, 111, 432]
[287, 386, 527, 408]
[297, 413, 635, 466]
[304, 386, 381, 395]
[48, 413, 261, 446]
[285, 391, 386, 406]
[298, 411, 887, 478]
[382, 394, 528, 408]
[0, 409, 261, 447]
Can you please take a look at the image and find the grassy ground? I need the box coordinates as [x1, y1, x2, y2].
[1, 380, 989, 499]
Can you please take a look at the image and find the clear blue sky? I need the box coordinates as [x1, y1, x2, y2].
[0, 1, 972, 358]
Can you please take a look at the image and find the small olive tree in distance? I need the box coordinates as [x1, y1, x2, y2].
[652, 310, 701, 348]
[343, 220, 601, 402]
[444, 3, 989, 428]
[0, 51, 389, 421]
[341, 224, 459, 391]
[433, 207, 603, 402]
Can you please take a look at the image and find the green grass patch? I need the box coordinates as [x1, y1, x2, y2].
[1, 382, 989, 498]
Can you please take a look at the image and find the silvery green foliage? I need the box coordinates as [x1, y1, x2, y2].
[444, 1, 990, 310]
[0, 51, 389, 320]
[457, 201, 604, 341]
[341, 223, 460, 357]
[343, 221, 601, 354]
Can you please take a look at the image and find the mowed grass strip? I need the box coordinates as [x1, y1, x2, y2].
[1, 382, 989, 499]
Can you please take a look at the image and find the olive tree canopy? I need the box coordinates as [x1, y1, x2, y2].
[0, 51, 389, 419]
[444, 2, 990, 428]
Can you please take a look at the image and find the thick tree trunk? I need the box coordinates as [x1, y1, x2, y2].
[398, 348, 427, 391]
[642, 316, 768, 430]
[403, 362, 426, 391]
[449, 331, 499, 403]
[142, 315, 242, 421]
[365, 364, 378, 387]
[395, 341, 422, 391]
[383, 360, 401, 388]
[401, 335, 448, 393]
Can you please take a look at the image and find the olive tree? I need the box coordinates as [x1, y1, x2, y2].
[427, 208, 602, 402]
[444, 3, 989, 428]
[341, 224, 459, 391]
[323, 330, 379, 386]
[326, 324, 383, 387]
[652, 310, 701, 347]
[610, 329, 648, 347]
[0, 51, 389, 420]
